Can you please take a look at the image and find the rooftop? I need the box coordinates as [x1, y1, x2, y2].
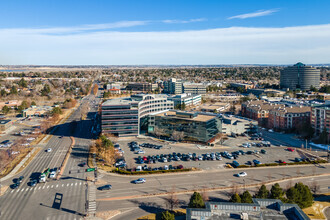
[102, 97, 137, 106]
[155, 110, 216, 122]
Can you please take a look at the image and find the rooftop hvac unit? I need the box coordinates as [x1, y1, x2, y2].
[240, 213, 249, 220]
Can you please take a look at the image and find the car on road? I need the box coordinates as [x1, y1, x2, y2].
[268, 129, 274, 133]
[29, 179, 37, 187]
[49, 170, 57, 178]
[78, 162, 87, 167]
[236, 172, 247, 177]
[133, 178, 146, 184]
[46, 148, 52, 152]
[11, 183, 20, 189]
[18, 176, 24, 182]
[97, 184, 112, 190]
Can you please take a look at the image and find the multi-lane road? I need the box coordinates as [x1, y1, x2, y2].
[0, 88, 101, 220]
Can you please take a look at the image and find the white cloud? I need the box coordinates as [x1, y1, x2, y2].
[228, 9, 279, 20]
[162, 18, 207, 24]
[0, 23, 329, 65]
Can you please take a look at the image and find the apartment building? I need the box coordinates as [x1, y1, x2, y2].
[268, 105, 311, 130]
[311, 102, 330, 140]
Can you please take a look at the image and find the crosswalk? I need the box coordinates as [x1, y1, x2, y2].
[10, 182, 83, 193]
[88, 184, 97, 215]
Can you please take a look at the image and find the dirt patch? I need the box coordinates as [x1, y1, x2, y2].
[0, 148, 32, 178]
[96, 210, 121, 220]
[0, 185, 9, 196]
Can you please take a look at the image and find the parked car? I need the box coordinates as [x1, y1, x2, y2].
[46, 148, 52, 152]
[29, 179, 37, 187]
[97, 184, 112, 190]
[278, 160, 286, 164]
[287, 148, 294, 152]
[133, 178, 146, 184]
[294, 158, 302, 162]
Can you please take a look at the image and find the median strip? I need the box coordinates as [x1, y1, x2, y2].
[57, 136, 75, 180]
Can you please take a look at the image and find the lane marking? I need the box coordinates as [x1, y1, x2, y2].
[38, 186, 41, 190]
[62, 184, 64, 187]
[56, 184, 58, 188]
[47, 186, 49, 189]
[80, 182, 82, 185]
[75, 183, 77, 186]
[67, 183, 69, 187]
[71, 183, 73, 186]
[51, 185, 54, 188]
[17, 189, 20, 192]
[26, 188, 29, 192]
[42, 186, 45, 189]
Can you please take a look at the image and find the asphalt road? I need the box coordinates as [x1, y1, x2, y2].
[0, 86, 101, 220]
[95, 164, 330, 219]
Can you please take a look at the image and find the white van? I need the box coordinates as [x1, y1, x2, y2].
[136, 166, 142, 172]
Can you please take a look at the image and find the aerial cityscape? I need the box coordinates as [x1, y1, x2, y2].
[0, 1, 329, 220]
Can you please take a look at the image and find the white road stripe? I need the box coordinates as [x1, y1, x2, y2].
[75, 183, 77, 186]
[56, 184, 58, 188]
[17, 189, 20, 192]
[80, 182, 82, 185]
[71, 183, 73, 186]
[38, 186, 41, 190]
[62, 184, 64, 187]
[42, 186, 45, 189]
[51, 185, 54, 188]
[10, 190, 14, 193]
[25, 188, 29, 192]
[30, 188, 33, 191]
[67, 183, 69, 187]
[47, 186, 49, 189]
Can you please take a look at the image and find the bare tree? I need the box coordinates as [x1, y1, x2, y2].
[171, 131, 184, 142]
[165, 186, 179, 211]
[154, 127, 166, 139]
[80, 102, 90, 120]
[310, 180, 320, 194]
[201, 188, 209, 202]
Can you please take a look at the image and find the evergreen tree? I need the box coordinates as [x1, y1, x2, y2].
[41, 84, 51, 96]
[286, 183, 313, 209]
[255, 185, 269, 199]
[18, 78, 28, 88]
[2, 105, 10, 114]
[31, 101, 37, 106]
[241, 191, 253, 203]
[161, 211, 175, 220]
[10, 86, 18, 95]
[270, 183, 284, 200]
[230, 193, 241, 203]
[188, 192, 205, 208]
[0, 89, 7, 97]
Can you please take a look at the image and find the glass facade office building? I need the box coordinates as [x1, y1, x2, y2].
[149, 110, 222, 143]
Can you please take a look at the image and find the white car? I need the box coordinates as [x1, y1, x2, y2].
[136, 150, 145, 154]
[133, 178, 146, 184]
[237, 172, 247, 177]
[49, 171, 56, 178]
[268, 129, 274, 133]
[21, 143, 30, 146]
[26, 137, 36, 141]
[46, 148, 52, 152]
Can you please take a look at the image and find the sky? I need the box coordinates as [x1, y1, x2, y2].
[0, 0, 330, 65]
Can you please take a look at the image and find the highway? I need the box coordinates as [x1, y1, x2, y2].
[0, 86, 101, 220]
[95, 164, 330, 219]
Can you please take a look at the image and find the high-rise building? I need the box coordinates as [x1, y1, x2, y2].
[311, 102, 330, 142]
[280, 62, 320, 90]
[163, 78, 183, 94]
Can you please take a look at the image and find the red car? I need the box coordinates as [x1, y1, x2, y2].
[142, 156, 147, 161]
[287, 148, 294, 152]
[279, 160, 286, 164]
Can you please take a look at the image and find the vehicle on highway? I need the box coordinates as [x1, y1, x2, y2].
[29, 179, 37, 187]
[18, 176, 24, 183]
[236, 172, 247, 177]
[11, 183, 20, 189]
[49, 170, 57, 178]
[133, 178, 146, 184]
[39, 168, 50, 183]
[97, 184, 112, 190]
[79, 162, 87, 167]
[46, 148, 52, 152]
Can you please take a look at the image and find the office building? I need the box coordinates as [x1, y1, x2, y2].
[168, 93, 202, 108]
[22, 106, 53, 117]
[126, 82, 158, 92]
[186, 199, 309, 220]
[311, 102, 330, 141]
[280, 62, 320, 90]
[183, 83, 207, 94]
[163, 78, 183, 94]
[0, 119, 11, 132]
[230, 82, 255, 90]
[148, 110, 222, 143]
[101, 94, 173, 137]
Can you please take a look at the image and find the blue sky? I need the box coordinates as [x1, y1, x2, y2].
[0, 0, 330, 65]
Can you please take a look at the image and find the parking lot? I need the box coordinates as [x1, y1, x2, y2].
[114, 136, 307, 171]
